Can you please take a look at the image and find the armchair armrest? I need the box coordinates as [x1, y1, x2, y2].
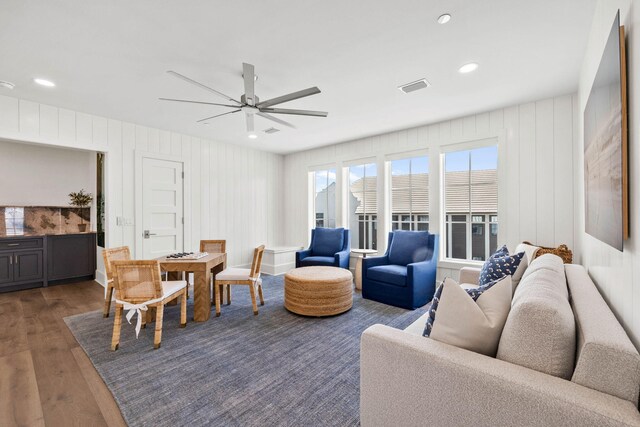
[459, 266, 481, 285]
[362, 255, 389, 273]
[295, 248, 312, 266]
[407, 257, 438, 303]
[407, 257, 437, 284]
[334, 249, 351, 269]
[361, 325, 640, 427]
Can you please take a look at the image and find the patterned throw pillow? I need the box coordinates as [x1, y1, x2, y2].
[424, 277, 505, 337]
[423, 276, 512, 356]
[491, 244, 509, 259]
[478, 247, 524, 287]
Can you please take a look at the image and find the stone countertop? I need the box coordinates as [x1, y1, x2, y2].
[0, 231, 97, 238]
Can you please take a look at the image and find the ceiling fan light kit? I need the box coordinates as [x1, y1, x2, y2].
[161, 63, 328, 133]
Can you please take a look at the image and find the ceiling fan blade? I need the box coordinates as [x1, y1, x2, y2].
[246, 113, 255, 132]
[256, 112, 296, 129]
[256, 87, 321, 108]
[167, 71, 242, 106]
[243, 63, 256, 106]
[259, 107, 328, 117]
[159, 98, 238, 108]
[196, 109, 241, 123]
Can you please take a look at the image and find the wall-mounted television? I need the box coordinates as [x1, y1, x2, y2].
[584, 10, 628, 251]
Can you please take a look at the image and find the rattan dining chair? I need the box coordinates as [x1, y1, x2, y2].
[101, 246, 131, 318]
[200, 239, 228, 303]
[110, 260, 187, 350]
[214, 245, 265, 317]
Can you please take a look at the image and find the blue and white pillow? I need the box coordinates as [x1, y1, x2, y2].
[478, 246, 524, 287]
[423, 284, 443, 337]
[424, 277, 503, 338]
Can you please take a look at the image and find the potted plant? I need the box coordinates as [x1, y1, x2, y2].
[69, 189, 93, 232]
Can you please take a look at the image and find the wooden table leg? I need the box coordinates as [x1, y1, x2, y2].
[193, 269, 211, 322]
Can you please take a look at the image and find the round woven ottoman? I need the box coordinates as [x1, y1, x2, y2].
[284, 266, 353, 316]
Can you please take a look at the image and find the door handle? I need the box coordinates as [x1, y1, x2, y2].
[9, 255, 12, 265]
[7, 243, 19, 246]
[143, 230, 157, 239]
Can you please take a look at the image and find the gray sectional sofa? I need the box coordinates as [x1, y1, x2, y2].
[360, 255, 640, 426]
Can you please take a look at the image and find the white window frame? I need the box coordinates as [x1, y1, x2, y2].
[439, 136, 503, 264]
[344, 158, 378, 250]
[308, 164, 338, 234]
[387, 152, 430, 233]
[310, 167, 337, 229]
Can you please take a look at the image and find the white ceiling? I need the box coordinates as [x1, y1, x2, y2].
[0, 0, 595, 154]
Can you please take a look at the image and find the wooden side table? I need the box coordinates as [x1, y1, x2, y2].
[351, 249, 377, 290]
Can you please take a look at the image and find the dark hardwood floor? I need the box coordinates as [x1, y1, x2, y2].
[0, 281, 126, 427]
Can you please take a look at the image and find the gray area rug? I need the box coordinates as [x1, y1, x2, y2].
[65, 275, 428, 426]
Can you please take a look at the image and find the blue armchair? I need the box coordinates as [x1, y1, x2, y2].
[362, 230, 438, 309]
[296, 228, 351, 269]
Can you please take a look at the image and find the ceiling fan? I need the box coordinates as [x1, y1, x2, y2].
[160, 63, 328, 132]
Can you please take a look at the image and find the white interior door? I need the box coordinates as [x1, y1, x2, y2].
[142, 157, 184, 259]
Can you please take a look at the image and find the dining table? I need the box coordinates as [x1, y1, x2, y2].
[156, 252, 226, 322]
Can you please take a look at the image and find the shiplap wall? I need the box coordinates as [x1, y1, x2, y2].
[0, 95, 285, 277]
[284, 94, 577, 281]
[575, 0, 640, 348]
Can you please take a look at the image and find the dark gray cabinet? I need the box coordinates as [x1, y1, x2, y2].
[15, 251, 44, 282]
[0, 253, 13, 285]
[0, 233, 96, 292]
[47, 233, 96, 282]
[0, 237, 45, 291]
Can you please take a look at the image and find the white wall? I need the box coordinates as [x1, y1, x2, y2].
[284, 94, 577, 281]
[575, 0, 640, 347]
[0, 95, 285, 274]
[0, 139, 96, 207]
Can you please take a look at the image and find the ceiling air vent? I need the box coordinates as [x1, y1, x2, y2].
[398, 78, 430, 94]
[264, 127, 280, 134]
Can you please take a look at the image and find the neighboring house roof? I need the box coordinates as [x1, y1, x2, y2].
[344, 170, 497, 214]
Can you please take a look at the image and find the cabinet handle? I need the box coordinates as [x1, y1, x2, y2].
[7, 243, 19, 247]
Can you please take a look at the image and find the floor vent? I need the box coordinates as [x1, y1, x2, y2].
[398, 78, 430, 94]
[264, 127, 280, 134]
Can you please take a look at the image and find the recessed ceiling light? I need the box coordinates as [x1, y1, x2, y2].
[458, 63, 479, 74]
[0, 80, 15, 90]
[248, 133, 258, 139]
[437, 14, 451, 24]
[34, 78, 55, 87]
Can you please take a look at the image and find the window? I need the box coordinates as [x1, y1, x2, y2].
[313, 169, 336, 228]
[444, 146, 498, 261]
[349, 163, 377, 249]
[390, 156, 429, 232]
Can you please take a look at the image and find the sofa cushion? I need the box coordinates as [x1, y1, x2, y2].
[367, 265, 407, 287]
[311, 228, 344, 257]
[388, 231, 430, 266]
[496, 254, 575, 379]
[519, 253, 568, 299]
[567, 264, 640, 404]
[478, 249, 524, 287]
[423, 276, 512, 356]
[299, 256, 335, 267]
[405, 311, 430, 336]
[508, 242, 538, 289]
